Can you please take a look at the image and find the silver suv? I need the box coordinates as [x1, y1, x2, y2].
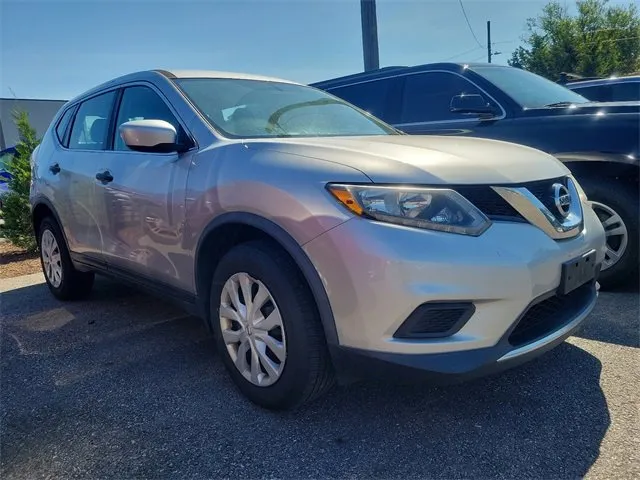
[31, 69, 606, 410]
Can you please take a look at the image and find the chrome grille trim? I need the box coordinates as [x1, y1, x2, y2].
[492, 177, 584, 240]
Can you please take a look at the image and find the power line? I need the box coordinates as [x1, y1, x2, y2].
[442, 46, 484, 61]
[458, 0, 484, 48]
[469, 53, 488, 62]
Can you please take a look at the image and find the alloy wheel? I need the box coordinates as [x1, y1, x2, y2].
[219, 272, 287, 387]
[41, 229, 63, 288]
[591, 201, 628, 270]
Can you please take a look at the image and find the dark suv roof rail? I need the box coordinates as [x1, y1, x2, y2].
[311, 65, 408, 88]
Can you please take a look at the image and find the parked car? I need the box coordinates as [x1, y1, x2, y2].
[565, 75, 640, 102]
[0, 146, 16, 210]
[31, 69, 605, 409]
[311, 63, 639, 289]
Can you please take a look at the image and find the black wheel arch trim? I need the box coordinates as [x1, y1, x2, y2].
[31, 195, 66, 242]
[195, 212, 339, 346]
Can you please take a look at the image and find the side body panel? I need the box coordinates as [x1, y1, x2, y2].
[31, 119, 107, 263]
[182, 142, 371, 289]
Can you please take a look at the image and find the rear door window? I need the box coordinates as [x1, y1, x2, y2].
[328, 77, 400, 122]
[69, 91, 117, 151]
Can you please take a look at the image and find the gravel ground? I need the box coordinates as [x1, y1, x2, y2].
[1, 275, 638, 479]
[0, 242, 41, 279]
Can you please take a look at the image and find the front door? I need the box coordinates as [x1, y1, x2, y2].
[97, 84, 194, 291]
[392, 71, 504, 138]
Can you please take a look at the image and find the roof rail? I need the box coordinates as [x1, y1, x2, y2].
[310, 65, 408, 87]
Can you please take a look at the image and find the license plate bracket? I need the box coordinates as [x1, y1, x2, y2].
[559, 249, 598, 295]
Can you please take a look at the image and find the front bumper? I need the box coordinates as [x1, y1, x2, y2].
[328, 282, 597, 383]
[303, 203, 605, 379]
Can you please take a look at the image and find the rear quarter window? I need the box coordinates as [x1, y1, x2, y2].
[55, 106, 76, 146]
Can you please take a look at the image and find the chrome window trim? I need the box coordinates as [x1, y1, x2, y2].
[108, 81, 198, 155]
[53, 81, 198, 154]
[325, 69, 507, 125]
[492, 177, 584, 240]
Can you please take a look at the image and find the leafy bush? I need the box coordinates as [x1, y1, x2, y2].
[0, 110, 41, 251]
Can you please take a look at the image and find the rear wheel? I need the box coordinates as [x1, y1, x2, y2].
[209, 240, 335, 410]
[38, 217, 94, 300]
[579, 177, 638, 290]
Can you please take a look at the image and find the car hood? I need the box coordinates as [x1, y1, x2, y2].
[246, 135, 569, 184]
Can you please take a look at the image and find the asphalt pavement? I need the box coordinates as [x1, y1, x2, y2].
[1, 274, 638, 479]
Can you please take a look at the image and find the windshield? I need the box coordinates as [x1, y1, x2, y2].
[174, 78, 398, 139]
[471, 66, 589, 109]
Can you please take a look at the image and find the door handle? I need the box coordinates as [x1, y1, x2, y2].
[95, 170, 114, 183]
[49, 163, 61, 175]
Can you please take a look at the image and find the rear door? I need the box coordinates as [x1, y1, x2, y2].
[327, 76, 403, 123]
[58, 90, 118, 264]
[98, 83, 195, 292]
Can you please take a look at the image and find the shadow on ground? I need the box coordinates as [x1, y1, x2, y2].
[1, 278, 616, 479]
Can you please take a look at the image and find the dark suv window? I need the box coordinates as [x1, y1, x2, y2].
[611, 82, 640, 101]
[114, 86, 181, 151]
[69, 91, 117, 150]
[328, 77, 399, 122]
[399, 72, 491, 124]
[571, 82, 640, 102]
[572, 85, 612, 102]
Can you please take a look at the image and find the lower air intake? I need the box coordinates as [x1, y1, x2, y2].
[394, 302, 475, 339]
[508, 282, 596, 348]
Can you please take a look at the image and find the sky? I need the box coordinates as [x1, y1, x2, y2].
[0, 0, 632, 100]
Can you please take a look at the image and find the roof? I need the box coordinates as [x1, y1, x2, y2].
[65, 68, 301, 106]
[160, 69, 299, 84]
[310, 62, 505, 89]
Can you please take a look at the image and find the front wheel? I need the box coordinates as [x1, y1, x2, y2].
[579, 177, 638, 290]
[209, 240, 335, 410]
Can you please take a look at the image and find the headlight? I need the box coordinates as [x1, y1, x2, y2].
[327, 184, 491, 236]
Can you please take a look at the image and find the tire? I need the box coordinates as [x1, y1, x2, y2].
[579, 176, 638, 290]
[209, 240, 335, 410]
[38, 217, 95, 300]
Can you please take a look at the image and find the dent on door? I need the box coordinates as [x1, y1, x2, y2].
[98, 152, 194, 291]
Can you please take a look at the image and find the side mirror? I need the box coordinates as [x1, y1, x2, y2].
[450, 94, 495, 116]
[119, 119, 186, 153]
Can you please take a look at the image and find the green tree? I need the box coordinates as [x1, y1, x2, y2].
[509, 0, 640, 81]
[0, 110, 41, 251]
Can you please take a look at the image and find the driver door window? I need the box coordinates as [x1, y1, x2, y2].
[399, 72, 494, 124]
[114, 86, 181, 151]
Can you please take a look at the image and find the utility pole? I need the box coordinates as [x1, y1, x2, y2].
[486, 20, 501, 63]
[487, 20, 492, 63]
[361, 0, 380, 71]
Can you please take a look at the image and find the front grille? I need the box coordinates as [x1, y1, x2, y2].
[455, 186, 523, 220]
[521, 176, 568, 221]
[508, 282, 595, 347]
[394, 302, 475, 339]
[455, 176, 568, 223]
